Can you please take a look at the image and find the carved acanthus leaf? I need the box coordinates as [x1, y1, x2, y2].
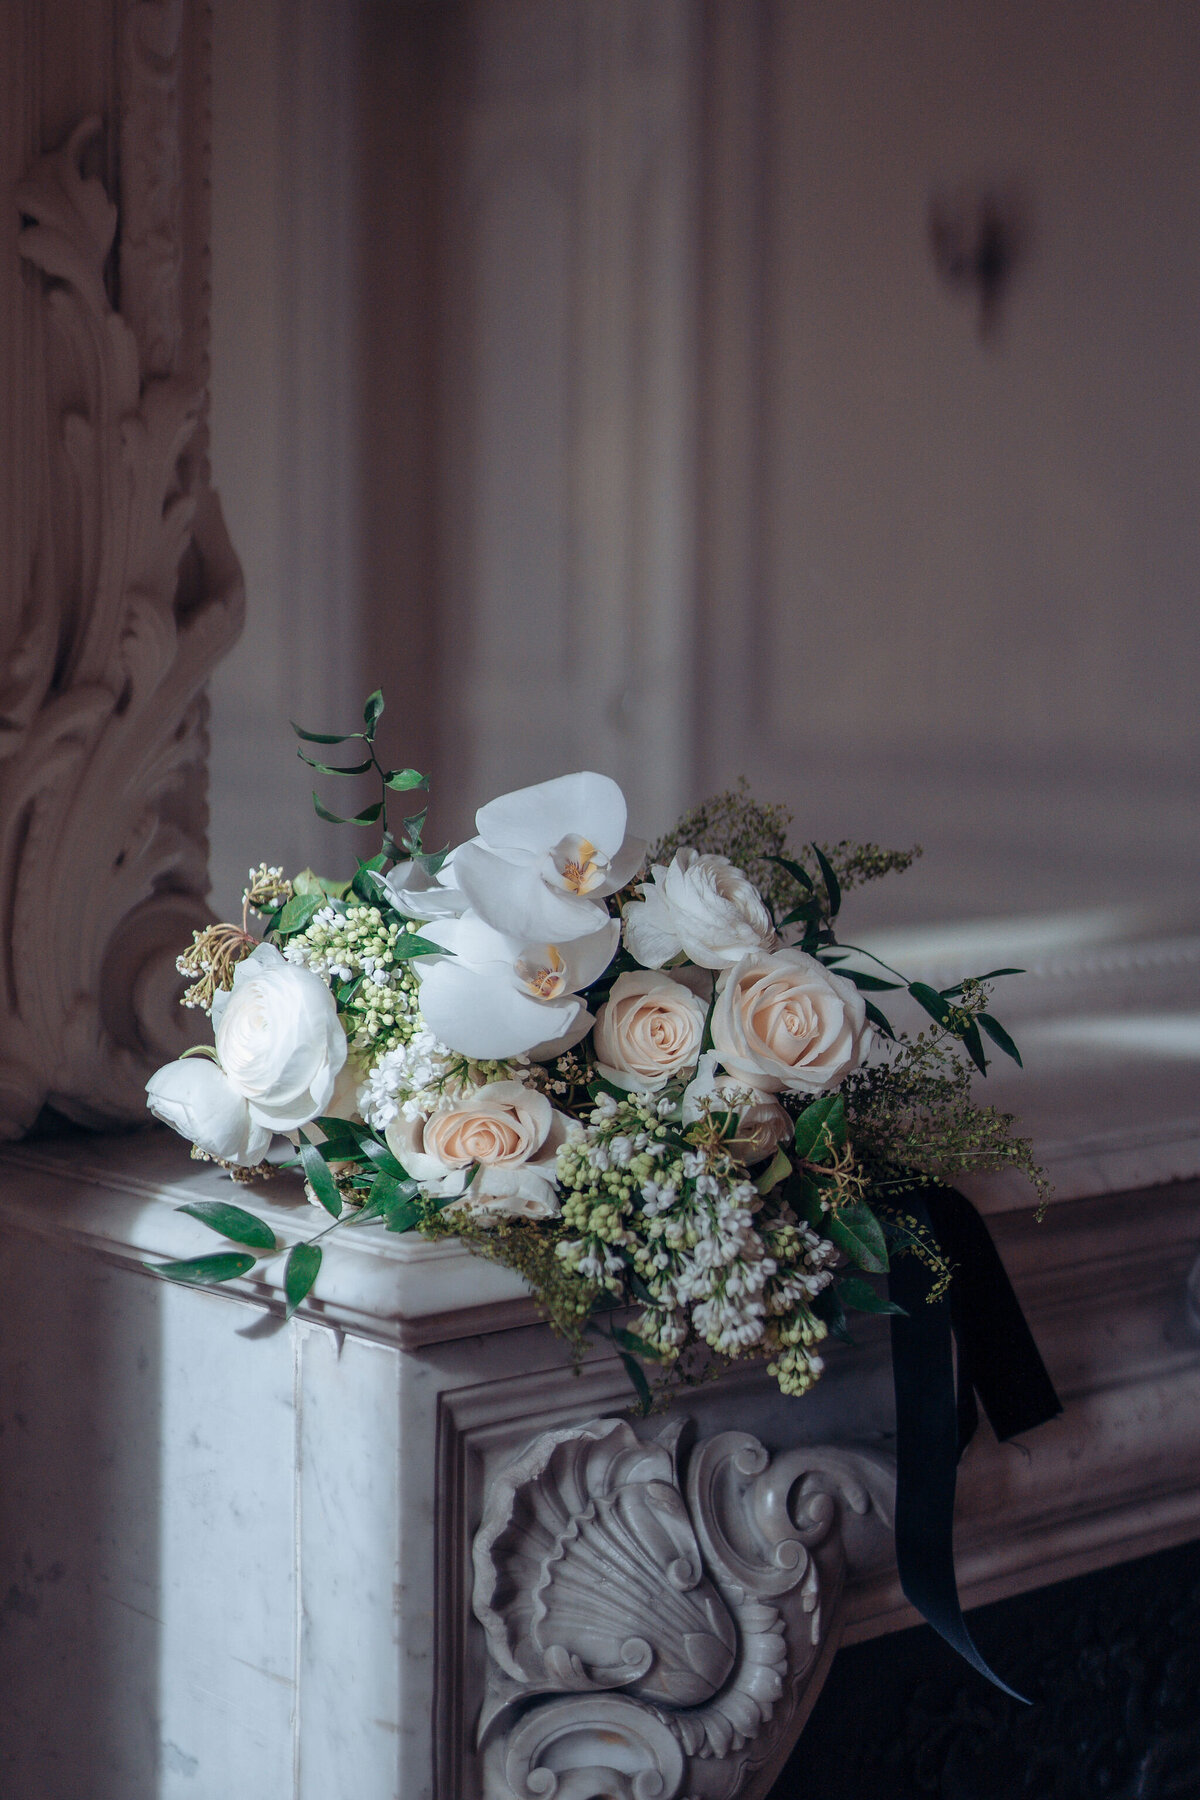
[0, 116, 243, 1135]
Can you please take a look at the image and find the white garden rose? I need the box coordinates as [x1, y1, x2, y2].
[681, 1053, 792, 1165]
[385, 1080, 569, 1217]
[146, 1057, 272, 1166]
[212, 942, 347, 1132]
[622, 848, 777, 970]
[711, 947, 869, 1095]
[593, 968, 708, 1091]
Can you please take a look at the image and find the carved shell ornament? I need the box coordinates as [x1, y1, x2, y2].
[1, 117, 243, 1135]
[473, 1416, 894, 1799]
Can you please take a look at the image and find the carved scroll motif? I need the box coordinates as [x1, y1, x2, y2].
[1, 110, 243, 1135]
[472, 1417, 895, 1800]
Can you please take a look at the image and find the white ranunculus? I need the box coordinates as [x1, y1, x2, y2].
[711, 948, 869, 1095]
[450, 771, 645, 944]
[213, 943, 347, 1132]
[592, 968, 708, 1092]
[385, 1080, 568, 1217]
[146, 1057, 272, 1165]
[681, 1052, 792, 1165]
[622, 848, 777, 970]
[414, 910, 619, 1059]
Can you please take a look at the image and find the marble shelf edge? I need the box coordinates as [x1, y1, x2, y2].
[1, 1118, 1200, 1347]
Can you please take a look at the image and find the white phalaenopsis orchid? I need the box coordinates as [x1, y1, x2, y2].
[415, 909, 619, 1059]
[450, 772, 645, 944]
[380, 855, 468, 921]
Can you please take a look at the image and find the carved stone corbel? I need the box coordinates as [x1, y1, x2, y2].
[471, 1416, 894, 1800]
[1, 1, 243, 1135]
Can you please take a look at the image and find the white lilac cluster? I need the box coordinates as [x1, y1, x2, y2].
[555, 1088, 838, 1391]
[282, 904, 425, 1055]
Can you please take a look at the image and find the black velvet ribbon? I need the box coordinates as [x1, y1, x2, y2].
[886, 1184, 1062, 1700]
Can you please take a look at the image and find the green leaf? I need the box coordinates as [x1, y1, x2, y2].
[391, 931, 444, 960]
[789, 1175, 828, 1227]
[837, 1273, 907, 1317]
[351, 1170, 418, 1225]
[908, 981, 955, 1030]
[812, 1283, 854, 1345]
[811, 843, 843, 919]
[611, 1325, 667, 1363]
[616, 1349, 654, 1415]
[359, 1137, 415, 1184]
[825, 1200, 889, 1273]
[297, 752, 375, 777]
[312, 794, 382, 827]
[959, 1017, 989, 1076]
[145, 1250, 257, 1286]
[382, 1198, 423, 1234]
[284, 1242, 322, 1317]
[793, 1094, 847, 1163]
[402, 806, 429, 849]
[384, 768, 429, 792]
[836, 969, 903, 992]
[276, 892, 324, 937]
[766, 853, 814, 892]
[177, 1201, 277, 1251]
[754, 1146, 792, 1195]
[971, 967, 1025, 982]
[291, 722, 361, 745]
[978, 1013, 1023, 1066]
[362, 690, 385, 739]
[863, 999, 896, 1040]
[299, 1136, 343, 1218]
[292, 868, 351, 899]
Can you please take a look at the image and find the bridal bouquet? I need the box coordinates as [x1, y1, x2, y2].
[146, 692, 1044, 1407]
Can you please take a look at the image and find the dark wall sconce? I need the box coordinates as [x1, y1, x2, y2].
[928, 183, 1029, 342]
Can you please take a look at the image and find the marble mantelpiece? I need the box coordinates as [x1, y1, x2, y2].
[1, 924, 1200, 1797]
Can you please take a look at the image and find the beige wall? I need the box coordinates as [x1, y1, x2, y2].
[208, 0, 1200, 928]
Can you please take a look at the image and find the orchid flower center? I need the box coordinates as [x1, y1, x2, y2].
[544, 834, 609, 896]
[516, 946, 568, 1000]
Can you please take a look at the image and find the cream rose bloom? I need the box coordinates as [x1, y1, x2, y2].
[384, 1080, 568, 1218]
[592, 968, 708, 1091]
[711, 948, 869, 1095]
[213, 943, 347, 1132]
[622, 848, 777, 970]
[681, 1053, 792, 1165]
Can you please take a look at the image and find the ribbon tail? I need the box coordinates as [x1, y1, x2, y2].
[887, 1185, 1061, 1701]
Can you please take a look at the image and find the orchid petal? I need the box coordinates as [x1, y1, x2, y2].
[453, 840, 609, 942]
[475, 771, 628, 859]
[416, 958, 583, 1058]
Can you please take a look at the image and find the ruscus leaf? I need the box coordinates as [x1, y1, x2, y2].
[297, 752, 375, 777]
[284, 1242, 322, 1317]
[299, 1136, 343, 1219]
[384, 768, 429, 792]
[978, 1013, 1024, 1066]
[811, 843, 843, 919]
[177, 1201, 277, 1251]
[362, 690, 385, 738]
[291, 722, 361, 745]
[312, 794, 382, 827]
[145, 1251, 257, 1287]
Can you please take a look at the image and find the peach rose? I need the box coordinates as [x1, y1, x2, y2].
[711, 948, 869, 1095]
[385, 1079, 568, 1216]
[593, 969, 708, 1091]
